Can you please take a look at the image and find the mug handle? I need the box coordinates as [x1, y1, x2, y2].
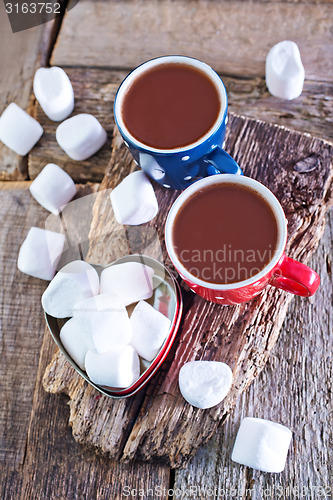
[269, 254, 320, 296]
[205, 147, 243, 176]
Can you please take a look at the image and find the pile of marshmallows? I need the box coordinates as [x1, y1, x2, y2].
[8, 41, 300, 473]
[13, 68, 167, 391]
[0, 66, 107, 159]
[42, 260, 171, 389]
[0, 64, 159, 229]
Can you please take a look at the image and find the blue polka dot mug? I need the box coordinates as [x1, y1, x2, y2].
[114, 55, 243, 190]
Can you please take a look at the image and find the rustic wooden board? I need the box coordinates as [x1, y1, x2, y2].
[43, 113, 333, 468]
[174, 215, 333, 496]
[0, 181, 47, 466]
[28, 68, 333, 183]
[52, 0, 333, 82]
[0, 4, 57, 180]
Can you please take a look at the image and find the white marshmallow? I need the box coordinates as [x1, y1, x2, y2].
[33, 66, 74, 121]
[110, 170, 158, 225]
[265, 41, 305, 100]
[42, 260, 99, 318]
[85, 346, 140, 388]
[130, 300, 171, 362]
[0, 103, 43, 156]
[100, 262, 154, 306]
[73, 293, 132, 352]
[17, 227, 65, 281]
[56, 114, 107, 161]
[60, 317, 93, 370]
[178, 361, 233, 409]
[30, 163, 76, 215]
[231, 417, 292, 473]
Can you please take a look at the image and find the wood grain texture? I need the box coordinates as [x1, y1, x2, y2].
[226, 76, 333, 144]
[0, 3, 56, 180]
[174, 213, 333, 498]
[52, 0, 333, 82]
[0, 183, 51, 467]
[28, 68, 333, 183]
[0, 182, 98, 471]
[43, 114, 333, 468]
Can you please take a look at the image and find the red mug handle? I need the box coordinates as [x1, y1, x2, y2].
[269, 253, 320, 296]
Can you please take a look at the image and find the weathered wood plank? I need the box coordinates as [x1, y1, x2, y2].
[43, 114, 333, 468]
[28, 68, 333, 183]
[0, 3, 56, 180]
[0, 181, 98, 474]
[174, 211, 333, 499]
[52, 1, 333, 82]
[226, 76, 333, 144]
[0, 182, 51, 467]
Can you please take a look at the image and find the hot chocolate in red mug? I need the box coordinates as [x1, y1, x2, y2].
[165, 174, 320, 305]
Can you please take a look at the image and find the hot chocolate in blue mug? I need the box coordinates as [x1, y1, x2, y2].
[114, 55, 243, 190]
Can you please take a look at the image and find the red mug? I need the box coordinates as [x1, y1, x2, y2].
[165, 174, 320, 305]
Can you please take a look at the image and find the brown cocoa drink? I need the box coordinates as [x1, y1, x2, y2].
[172, 183, 278, 284]
[121, 63, 221, 149]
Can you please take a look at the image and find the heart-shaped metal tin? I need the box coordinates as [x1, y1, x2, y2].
[44, 254, 183, 398]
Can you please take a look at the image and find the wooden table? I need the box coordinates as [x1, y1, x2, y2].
[1, 1, 332, 498]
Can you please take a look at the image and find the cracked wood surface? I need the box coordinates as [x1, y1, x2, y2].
[43, 115, 333, 468]
[174, 217, 333, 496]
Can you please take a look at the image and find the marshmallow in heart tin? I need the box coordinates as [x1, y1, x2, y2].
[44, 255, 182, 398]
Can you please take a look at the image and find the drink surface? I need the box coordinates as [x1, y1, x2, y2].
[172, 183, 278, 284]
[121, 63, 221, 149]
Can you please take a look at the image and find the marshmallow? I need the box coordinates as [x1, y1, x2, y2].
[100, 262, 154, 306]
[0, 103, 43, 156]
[179, 361, 233, 409]
[110, 170, 158, 225]
[265, 41, 305, 100]
[60, 317, 93, 370]
[231, 417, 292, 473]
[30, 163, 76, 215]
[17, 227, 65, 280]
[73, 293, 132, 352]
[130, 300, 171, 361]
[42, 260, 99, 318]
[33, 66, 74, 121]
[85, 346, 140, 388]
[56, 114, 107, 161]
